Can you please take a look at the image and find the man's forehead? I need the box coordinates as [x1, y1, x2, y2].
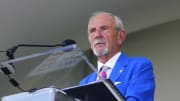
[89, 14, 114, 22]
[88, 14, 114, 28]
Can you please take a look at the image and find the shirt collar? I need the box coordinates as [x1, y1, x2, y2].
[97, 51, 121, 71]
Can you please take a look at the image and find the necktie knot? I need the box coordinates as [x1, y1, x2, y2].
[97, 66, 110, 80]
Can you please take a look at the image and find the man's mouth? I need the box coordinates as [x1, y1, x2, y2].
[93, 39, 105, 48]
[94, 42, 105, 48]
[95, 42, 104, 46]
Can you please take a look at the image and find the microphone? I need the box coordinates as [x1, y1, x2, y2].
[59, 39, 76, 52]
[61, 39, 76, 46]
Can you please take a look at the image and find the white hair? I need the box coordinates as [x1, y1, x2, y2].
[88, 11, 125, 32]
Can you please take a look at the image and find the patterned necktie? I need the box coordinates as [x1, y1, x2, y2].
[97, 66, 109, 80]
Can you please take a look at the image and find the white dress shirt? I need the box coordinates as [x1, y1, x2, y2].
[97, 51, 121, 78]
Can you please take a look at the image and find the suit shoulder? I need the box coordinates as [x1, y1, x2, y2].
[126, 56, 154, 72]
[128, 56, 152, 64]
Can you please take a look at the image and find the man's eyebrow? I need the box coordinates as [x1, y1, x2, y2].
[88, 27, 96, 33]
[100, 25, 108, 30]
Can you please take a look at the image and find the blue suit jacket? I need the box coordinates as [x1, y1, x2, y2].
[80, 53, 155, 101]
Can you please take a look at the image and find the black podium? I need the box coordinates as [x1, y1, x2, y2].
[63, 79, 125, 101]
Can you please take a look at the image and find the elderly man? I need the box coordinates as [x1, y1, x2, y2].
[80, 11, 155, 101]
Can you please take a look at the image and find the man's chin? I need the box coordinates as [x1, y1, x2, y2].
[93, 49, 108, 57]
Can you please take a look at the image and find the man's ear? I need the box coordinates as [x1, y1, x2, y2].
[117, 30, 126, 46]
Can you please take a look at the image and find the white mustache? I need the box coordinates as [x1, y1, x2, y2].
[93, 39, 105, 47]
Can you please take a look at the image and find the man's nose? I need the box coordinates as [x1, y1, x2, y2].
[94, 29, 103, 37]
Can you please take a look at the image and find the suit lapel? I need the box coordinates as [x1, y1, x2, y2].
[88, 72, 98, 82]
[109, 53, 128, 82]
